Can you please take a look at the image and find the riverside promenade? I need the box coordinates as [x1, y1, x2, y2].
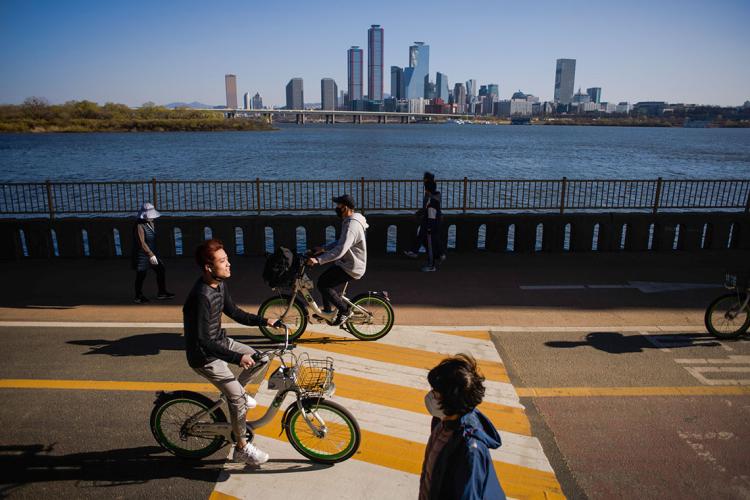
[1, 249, 750, 499]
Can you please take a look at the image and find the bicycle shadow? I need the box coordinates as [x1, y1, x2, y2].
[221, 458, 333, 475]
[0, 444, 225, 495]
[545, 332, 722, 354]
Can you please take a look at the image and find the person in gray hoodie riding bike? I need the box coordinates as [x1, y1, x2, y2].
[306, 194, 369, 326]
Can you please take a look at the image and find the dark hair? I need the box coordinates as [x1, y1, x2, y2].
[425, 180, 437, 194]
[195, 239, 225, 268]
[423, 171, 435, 182]
[427, 354, 485, 416]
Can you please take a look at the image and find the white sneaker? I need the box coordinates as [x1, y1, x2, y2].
[420, 265, 437, 272]
[244, 393, 257, 410]
[233, 442, 269, 465]
[403, 250, 418, 258]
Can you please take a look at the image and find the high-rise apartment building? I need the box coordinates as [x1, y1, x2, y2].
[404, 42, 429, 100]
[252, 93, 263, 110]
[347, 46, 364, 103]
[487, 84, 499, 99]
[321, 78, 338, 110]
[286, 78, 304, 110]
[390, 66, 404, 100]
[436, 72, 450, 102]
[453, 83, 467, 113]
[225, 74, 238, 109]
[367, 25, 384, 101]
[243, 92, 251, 110]
[554, 58, 576, 105]
[466, 79, 477, 103]
[586, 87, 602, 104]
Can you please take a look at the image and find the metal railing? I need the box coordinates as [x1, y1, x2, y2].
[1, 178, 749, 218]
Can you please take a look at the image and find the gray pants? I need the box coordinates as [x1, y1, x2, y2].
[193, 338, 264, 442]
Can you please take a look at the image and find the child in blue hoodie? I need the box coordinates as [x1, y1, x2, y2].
[420, 354, 506, 500]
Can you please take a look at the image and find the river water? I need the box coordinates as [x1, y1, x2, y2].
[1, 124, 749, 181]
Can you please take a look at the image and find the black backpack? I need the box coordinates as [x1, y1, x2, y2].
[262, 247, 298, 288]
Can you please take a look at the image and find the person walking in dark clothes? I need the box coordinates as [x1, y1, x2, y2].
[420, 180, 443, 272]
[132, 202, 174, 303]
[306, 194, 369, 326]
[404, 171, 435, 259]
[420, 354, 507, 500]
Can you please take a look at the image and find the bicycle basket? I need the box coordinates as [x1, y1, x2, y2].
[295, 354, 334, 395]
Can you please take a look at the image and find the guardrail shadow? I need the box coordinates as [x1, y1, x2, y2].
[545, 332, 722, 354]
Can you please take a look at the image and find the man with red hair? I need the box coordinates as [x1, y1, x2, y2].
[184, 238, 282, 466]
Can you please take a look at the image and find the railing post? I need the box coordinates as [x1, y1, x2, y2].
[360, 177, 365, 213]
[745, 183, 750, 214]
[560, 176, 567, 215]
[151, 177, 158, 208]
[45, 179, 55, 221]
[462, 177, 468, 213]
[653, 177, 663, 215]
[255, 178, 261, 215]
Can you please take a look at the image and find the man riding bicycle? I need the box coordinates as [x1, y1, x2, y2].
[184, 238, 282, 466]
[306, 194, 369, 326]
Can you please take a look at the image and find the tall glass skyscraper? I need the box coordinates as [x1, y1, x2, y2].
[347, 46, 364, 103]
[453, 83, 467, 113]
[404, 42, 429, 100]
[286, 78, 304, 110]
[554, 58, 576, 105]
[225, 74, 238, 109]
[586, 87, 601, 104]
[367, 25, 384, 101]
[466, 79, 477, 103]
[321, 78, 338, 111]
[436, 72, 450, 102]
[390, 66, 404, 100]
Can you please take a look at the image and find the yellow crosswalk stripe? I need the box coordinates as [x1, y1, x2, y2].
[301, 331, 509, 383]
[435, 329, 491, 340]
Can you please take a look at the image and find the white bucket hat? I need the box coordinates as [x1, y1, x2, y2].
[137, 202, 161, 220]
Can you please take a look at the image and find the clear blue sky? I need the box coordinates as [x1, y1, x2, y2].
[1, 0, 748, 107]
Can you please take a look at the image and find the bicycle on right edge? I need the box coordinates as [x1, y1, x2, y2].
[705, 273, 750, 339]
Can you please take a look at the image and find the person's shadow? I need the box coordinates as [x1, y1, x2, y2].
[67, 333, 186, 357]
[545, 332, 721, 354]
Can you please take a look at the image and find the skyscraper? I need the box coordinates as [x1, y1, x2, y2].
[404, 42, 429, 100]
[367, 25, 384, 101]
[225, 74, 238, 109]
[466, 79, 477, 102]
[252, 93, 263, 110]
[321, 78, 338, 110]
[347, 46, 364, 103]
[286, 78, 304, 110]
[554, 58, 576, 105]
[243, 92, 251, 110]
[390, 66, 404, 100]
[453, 83, 467, 113]
[487, 84, 499, 99]
[586, 87, 602, 104]
[436, 72, 450, 102]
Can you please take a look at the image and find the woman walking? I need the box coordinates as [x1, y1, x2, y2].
[132, 202, 174, 303]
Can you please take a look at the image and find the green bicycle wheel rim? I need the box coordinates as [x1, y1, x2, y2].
[347, 296, 394, 339]
[259, 298, 305, 341]
[288, 405, 357, 460]
[155, 399, 223, 457]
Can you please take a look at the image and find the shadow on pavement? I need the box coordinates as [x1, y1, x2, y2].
[222, 458, 333, 475]
[545, 332, 721, 354]
[0, 444, 224, 494]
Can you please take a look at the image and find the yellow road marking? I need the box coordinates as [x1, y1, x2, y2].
[435, 329, 491, 340]
[302, 331, 509, 383]
[517, 386, 750, 397]
[208, 491, 240, 500]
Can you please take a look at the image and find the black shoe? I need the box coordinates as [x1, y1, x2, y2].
[134, 295, 150, 304]
[332, 310, 352, 326]
[156, 292, 175, 300]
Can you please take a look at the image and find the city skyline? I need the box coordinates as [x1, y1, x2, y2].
[1, 0, 749, 107]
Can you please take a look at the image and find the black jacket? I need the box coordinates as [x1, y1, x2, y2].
[183, 278, 267, 368]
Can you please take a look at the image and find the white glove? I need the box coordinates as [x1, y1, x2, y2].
[149, 255, 158, 266]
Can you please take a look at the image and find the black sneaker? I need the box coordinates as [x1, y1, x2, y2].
[332, 310, 353, 326]
[156, 292, 175, 300]
[134, 295, 150, 304]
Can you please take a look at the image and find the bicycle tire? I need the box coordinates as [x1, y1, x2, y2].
[150, 391, 227, 459]
[284, 399, 361, 464]
[258, 295, 308, 342]
[346, 294, 395, 341]
[704, 293, 750, 339]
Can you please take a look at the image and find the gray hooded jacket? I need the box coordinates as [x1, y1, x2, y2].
[317, 212, 369, 279]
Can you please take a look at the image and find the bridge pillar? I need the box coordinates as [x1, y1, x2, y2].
[331, 114, 335, 124]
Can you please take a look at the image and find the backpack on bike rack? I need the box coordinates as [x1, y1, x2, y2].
[262, 246, 299, 288]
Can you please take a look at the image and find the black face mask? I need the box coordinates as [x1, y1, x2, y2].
[335, 207, 345, 218]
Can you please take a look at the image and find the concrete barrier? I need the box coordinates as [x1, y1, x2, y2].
[2, 212, 748, 260]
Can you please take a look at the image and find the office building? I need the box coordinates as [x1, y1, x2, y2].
[586, 87, 601, 104]
[252, 93, 263, 110]
[453, 83, 466, 113]
[243, 92, 251, 110]
[321, 78, 338, 111]
[436, 72, 450, 102]
[616, 102, 631, 114]
[390, 66, 404, 100]
[286, 78, 304, 110]
[466, 79, 477, 103]
[403, 42, 429, 99]
[225, 74, 238, 109]
[367, 25, 384, 101]
[487, 84, 499, 99]
[572, 88, 591, 104]
[554, 58, 576, 105]
[347, 46, 364, 104]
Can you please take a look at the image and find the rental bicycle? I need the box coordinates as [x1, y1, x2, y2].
[705, 273, 750, 339]
[150, 327, 361, 464]
[258, 252, 394, 342]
